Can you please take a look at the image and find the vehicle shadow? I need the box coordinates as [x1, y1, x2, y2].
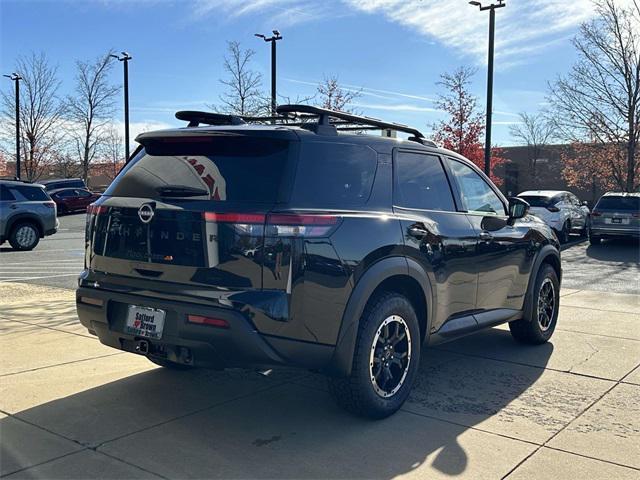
[0, 328, 553, 478]
[586, 239, 640, 263]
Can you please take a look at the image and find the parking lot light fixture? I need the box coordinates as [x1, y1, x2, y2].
[3, 73, 22, 180]
[469, 0, 506, 177]
[110, 52, 133, 162]
[255, 30, 283, 118]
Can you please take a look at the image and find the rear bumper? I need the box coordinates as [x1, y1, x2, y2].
[75, 286, 334, 371]
[591, 227, 639, 238]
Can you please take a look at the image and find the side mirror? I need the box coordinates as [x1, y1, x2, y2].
[508, 197, 529, 220]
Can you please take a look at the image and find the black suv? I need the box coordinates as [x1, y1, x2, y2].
[77, 105, 561, 418]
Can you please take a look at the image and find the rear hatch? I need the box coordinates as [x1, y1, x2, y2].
[86, 130, 298, 290]
[591, 195, 640, 231]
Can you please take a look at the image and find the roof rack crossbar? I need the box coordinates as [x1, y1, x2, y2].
[276, 104, 425, 139]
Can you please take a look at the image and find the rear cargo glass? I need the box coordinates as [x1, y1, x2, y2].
[290, 142, 377, 207]
[518, 196, 554, 208]
[104, 136, 292, 204]
[595, 196, 640, 211]
[9, 185, 49, 201]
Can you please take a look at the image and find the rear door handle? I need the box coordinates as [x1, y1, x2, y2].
[408, 225, 428, 239]
[478, 231, 493, 242]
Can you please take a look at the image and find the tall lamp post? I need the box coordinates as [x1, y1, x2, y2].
[110, 52, 132, 161]
[255, 30, 283, 117]
[469, 0, 506, 177]
[3, 73, 22, 180]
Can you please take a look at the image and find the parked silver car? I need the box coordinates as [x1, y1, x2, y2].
[0, 180, 58, 250]
[589, 192, 640, 245]
[517, 190, 590, 243]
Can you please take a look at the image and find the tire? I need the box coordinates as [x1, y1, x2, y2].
[8, 221, 40, 251]
[328, 292, 421, 419]
[509, 264, 559, 345]
[148, 357, 194, 370]
[558, 221, 570, 244]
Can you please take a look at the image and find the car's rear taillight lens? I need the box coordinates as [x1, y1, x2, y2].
[266, 214, 339, 237]
[632, 213, 640, 218]
[87, 204, 108, 215]
[546, 206, 560, 212]
[44, 201, 55, 209]
[591, 211, 601, 217]
[202, 212, 340, 238]
[187, 314, 229, 328]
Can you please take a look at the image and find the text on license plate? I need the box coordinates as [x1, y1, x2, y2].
[606, 218, 628, 224]
[125, 305, 165, 339]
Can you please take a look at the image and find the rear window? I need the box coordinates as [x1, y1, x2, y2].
[44, 180, 85, 190]
[596, 196, 640, 211]
[518, 196, 554, 208]
[104, 136, 292, 204]
[290, 142, 377, 207]
[9, 185, 49, 201]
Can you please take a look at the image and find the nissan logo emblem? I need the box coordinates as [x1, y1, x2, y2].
[138, 203, 155, 224]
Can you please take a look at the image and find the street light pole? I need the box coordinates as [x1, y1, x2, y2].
[4, 73, 22, 180]
[469, 0, 505, 177]
[255, 30, 283, 117]
[110, 52, 132, 161]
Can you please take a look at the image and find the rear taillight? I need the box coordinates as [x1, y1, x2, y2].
[44, 201, 55, 209]
[266, 214, 339, 237]
[633, 213, 640, 218]
[187, 314, 229, 329]
[202, 212, 340, 238]
[591, 211, 601, 217]
[87, 204, 108, 215]
[546, 206, 560, 212]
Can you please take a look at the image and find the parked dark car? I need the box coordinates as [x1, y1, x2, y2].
[0, 180, 58, 250]
[40, 178, 87, 192]
[589, 192, 640, 244]
[50, 188, 100, 214]
[76, 105, 561, 418]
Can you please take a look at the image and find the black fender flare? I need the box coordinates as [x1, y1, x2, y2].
[522, 244, 561, 321]
[326, 256, 433, 377]
[6, 213, 45, 238]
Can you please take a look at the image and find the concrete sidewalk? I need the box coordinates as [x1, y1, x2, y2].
[0, 282, 638, 479]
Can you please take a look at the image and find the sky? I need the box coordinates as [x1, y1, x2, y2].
[0, 0, 623, 146]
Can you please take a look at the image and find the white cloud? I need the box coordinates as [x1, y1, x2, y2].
[341, 0, 620, 66]
[192, 0, 330, 27]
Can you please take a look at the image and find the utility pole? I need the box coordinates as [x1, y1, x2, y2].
[469, 0, 506, 177]
[110, 52, 132, 161]
[3, 73, 22, 180]
[255, 30, 283, 117]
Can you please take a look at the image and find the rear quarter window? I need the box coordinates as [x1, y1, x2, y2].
[10, 185, 49, 201]
[0, 185, 16, 201]
[290, 142, 377, 207]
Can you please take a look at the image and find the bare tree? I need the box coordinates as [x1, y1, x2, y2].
[213, 41, 267, 116]
[0, 53, 64, 181]
[509, 112, 556, 185]
[101, 125, 125, 180]
[548, 0, 640, 191]
[316, 76, 361, 112]
[52, 150, 82, 179]
[66, 51, 120, 183]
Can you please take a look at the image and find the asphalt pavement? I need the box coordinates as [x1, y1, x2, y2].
[0, 214, 85, 290]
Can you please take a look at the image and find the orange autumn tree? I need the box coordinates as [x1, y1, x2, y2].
[431, 67, 506, 185]
[562, 142, 640, 192]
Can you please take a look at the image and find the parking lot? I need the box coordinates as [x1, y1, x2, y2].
[1, 214, 639, 479]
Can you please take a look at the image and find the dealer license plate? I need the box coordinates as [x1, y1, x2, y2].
[125, 305, 165, 339]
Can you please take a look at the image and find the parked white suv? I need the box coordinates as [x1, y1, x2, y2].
[518, 190, 590, 243]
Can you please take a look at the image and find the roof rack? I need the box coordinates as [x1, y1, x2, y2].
[174, 105, 437, 147]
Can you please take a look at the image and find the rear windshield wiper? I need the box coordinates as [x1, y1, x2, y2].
[156, 185, 209, 197]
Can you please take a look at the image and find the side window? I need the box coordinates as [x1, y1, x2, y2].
[446, 158, 505, 215]
[0, 185, 16, 201]
[77, 189, 91, 197]
[10, 186, 49, 201]
[394, 152, 455, 211]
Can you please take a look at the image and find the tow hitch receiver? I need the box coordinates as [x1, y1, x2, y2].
[135, 340, 149, 354]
